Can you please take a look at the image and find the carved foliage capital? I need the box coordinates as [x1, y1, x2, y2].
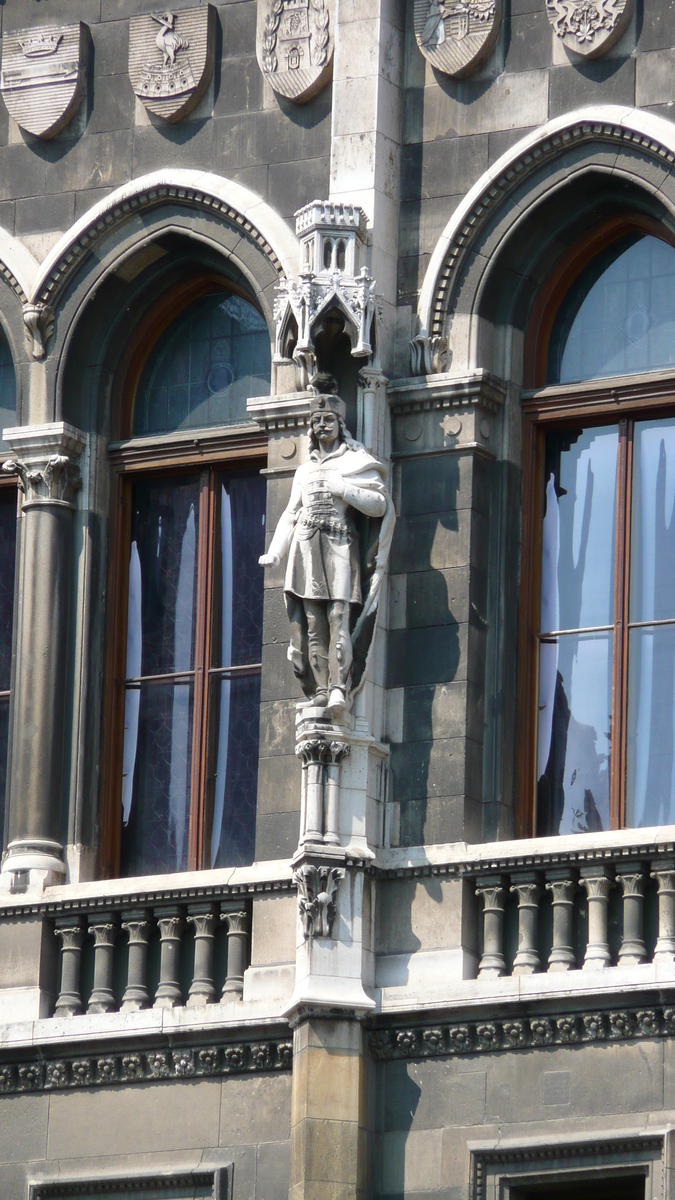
[3, 452, 81, 507]
[22, 302, 55, 360]
[294, 861, 344, 938]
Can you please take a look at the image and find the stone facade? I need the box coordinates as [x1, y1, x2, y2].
[0, 0, 670, 1198]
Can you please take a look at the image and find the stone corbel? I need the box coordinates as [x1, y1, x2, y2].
[410, 333, 450, 376]
[294, 861, 345, 939]
[22, 302, 55, 361]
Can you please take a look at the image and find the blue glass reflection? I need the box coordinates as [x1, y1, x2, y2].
[549, 234, 675, 384]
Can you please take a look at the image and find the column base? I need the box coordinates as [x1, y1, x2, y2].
[1, 838, 66, 890]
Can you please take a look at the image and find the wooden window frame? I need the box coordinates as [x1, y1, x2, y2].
[517, 372, 675, 838]
[99, 275, 269, 879]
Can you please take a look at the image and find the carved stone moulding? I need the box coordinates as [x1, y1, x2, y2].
[0, 22, 88, 138]
[258, 0, 334, 103]
[414, 0, 502, 78]
[129, 6, 215, 123]
[546, 0, 633, 57]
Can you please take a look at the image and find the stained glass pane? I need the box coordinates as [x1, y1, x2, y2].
[209, 672, 261, 869]
[214, 473, 266, 669]
[549, 234, 675, 384]
[120, 680, 194, 877]
[127, 475, 200, 678]
[134, 291, 271, 435]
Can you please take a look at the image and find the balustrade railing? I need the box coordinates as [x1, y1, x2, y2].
[53, 899, 250, 1017]
[470, 852, 675, 978]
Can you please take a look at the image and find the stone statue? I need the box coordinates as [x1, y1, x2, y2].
[259, 391, 395, 715]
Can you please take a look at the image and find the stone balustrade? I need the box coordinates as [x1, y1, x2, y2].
[469, 852, 675, 978]
[53, 899, 250, 1017]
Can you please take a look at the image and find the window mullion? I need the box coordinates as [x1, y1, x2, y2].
[611, 417, 632, 829]
[188, 469, 215, 871]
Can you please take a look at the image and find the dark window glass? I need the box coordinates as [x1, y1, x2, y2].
[548, 233, 675, 384]
[133, 291, 271, 436]
[0, 489, 16, 843]
[120, 470, 264, 877]
[0, 332, 16, 452]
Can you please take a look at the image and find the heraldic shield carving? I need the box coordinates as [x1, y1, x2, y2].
[0, 23, 88, 139]
[414, 0, 502, 78]
[257, 0, 334, 103]
[545, 0, 632, 57]
[129, 6, 215, 123]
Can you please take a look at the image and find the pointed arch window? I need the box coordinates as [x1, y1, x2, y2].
[521, 229, 675, 836]
[104, 287, 270, 877]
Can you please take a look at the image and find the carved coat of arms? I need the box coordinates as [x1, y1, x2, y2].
[545, 0, 632, 56]
[129, 6, 215, 123]
[414, 0, 502, 78]
[257, 0, 334, 103]
[0, 23, 88, 138]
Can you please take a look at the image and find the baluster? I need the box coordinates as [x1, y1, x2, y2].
[652, 858, 675, 963]
[475, 875, 507, 978]
[617, 863, 648, 966]
[87, 913, 118, 1014]
[55, 916, 86, 1017]
[187, 904, 217, 1006]
[154, 906, 185, 1010]
[580, 867, 613, 970]
[510, 871, 542, 975]
[121, 909, 153, 1011]
[221, 909, 249, 999]
[546, 869, 577, 972]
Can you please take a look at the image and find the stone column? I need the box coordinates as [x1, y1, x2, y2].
[54, 916, 86, 1017]
[652, 859, 675, 963]
[476, 876, 508, 978]
[580, 867, 613, 970]
[616, 863, 648, 966]
[187, 904, 217, 1006]
[1, 423, 85, 886]
[87, 914, 118, 1014]
[154, 907, 184, 1010]
[121, 909, 153, 1011]
[546, 869, 578, 972]
[221, 909, 248, 999]
[289, 1017, 371, 1200]
[510, 871, 542, 975]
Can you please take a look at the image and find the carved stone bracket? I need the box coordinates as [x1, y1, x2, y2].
[294, 861, 345, 939]
[23, 302, 55, 360]
[410, 333, 450, 376]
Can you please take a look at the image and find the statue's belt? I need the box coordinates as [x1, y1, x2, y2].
[298, 511, 355, 539]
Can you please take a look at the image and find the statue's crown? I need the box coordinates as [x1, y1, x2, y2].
[309, 393, 346, 419]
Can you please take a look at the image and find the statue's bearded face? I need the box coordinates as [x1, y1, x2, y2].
[311, 410, 340, 447]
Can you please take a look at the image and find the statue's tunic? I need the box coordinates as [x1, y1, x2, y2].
[267, 441, 388, 606]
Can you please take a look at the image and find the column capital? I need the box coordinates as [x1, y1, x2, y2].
[2, 422, 85, 509]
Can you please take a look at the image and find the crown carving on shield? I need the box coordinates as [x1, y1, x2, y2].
[18, 31, 63, 58]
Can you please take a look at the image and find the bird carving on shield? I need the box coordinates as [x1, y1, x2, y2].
[151, 12, 190, 66]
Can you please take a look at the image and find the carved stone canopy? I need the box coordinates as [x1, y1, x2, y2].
[414, 0, 502, 78]
[257, 0, 334, 103]
[129, 6, 215, 123]
[0, 22, 88, 139]
[545, 0, 633, 56]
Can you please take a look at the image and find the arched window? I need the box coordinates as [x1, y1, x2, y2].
[105, 287, 270, 878]
[521, 229, 675, 837]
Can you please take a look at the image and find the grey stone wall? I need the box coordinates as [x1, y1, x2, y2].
[375, 1038, 672, 1198]
[0, 1, 330, 249]
[0, 1071, 291, 1200]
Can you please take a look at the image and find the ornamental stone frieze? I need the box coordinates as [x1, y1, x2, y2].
[257, 0, 334, 103]
[274, 201, 380, 386]
[545, 0, 632, 56]
[0, 22, 88, 138]
[129, 6, 215, 123]
[414, 0, 502, 78]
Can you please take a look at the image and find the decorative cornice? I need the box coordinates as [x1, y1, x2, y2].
[0, 875, 294, 920]
[247, 391, 312, 433]
[429, 117, 675, 336]
[368, 1001, 675, 1062]
[30, 1169, 228, 1199]
[0, 1034, 292, 1095]
[387, 370, 507, 416]
[35, 184, 283, 308]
